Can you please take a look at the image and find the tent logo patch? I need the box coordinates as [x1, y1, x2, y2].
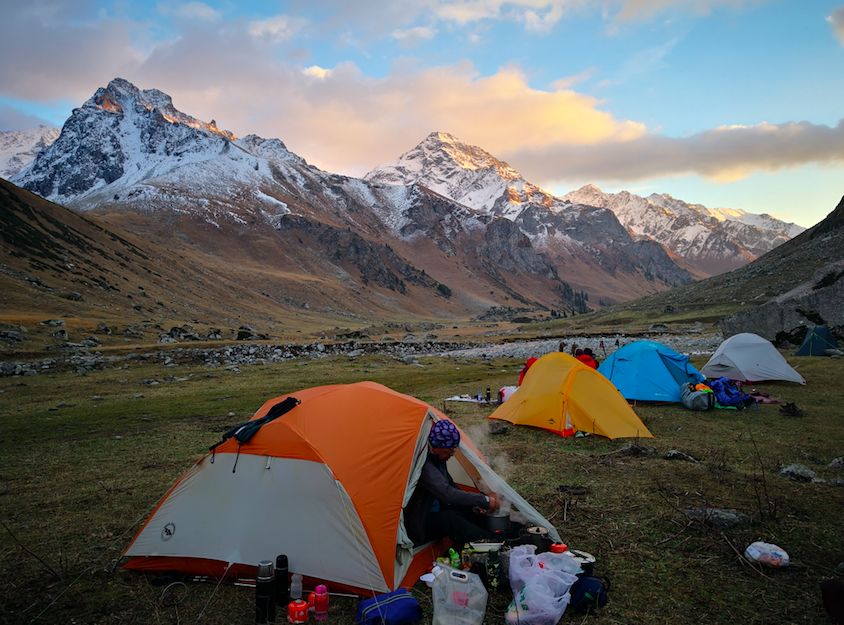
[161, 522, 176, 541]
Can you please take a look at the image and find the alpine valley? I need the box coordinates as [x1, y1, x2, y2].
[2, 78, 803, 332]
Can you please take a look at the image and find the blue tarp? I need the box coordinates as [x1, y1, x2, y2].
[598, 340, 705, 402]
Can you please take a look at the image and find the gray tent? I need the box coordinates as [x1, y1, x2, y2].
[702, 333, 805, 384]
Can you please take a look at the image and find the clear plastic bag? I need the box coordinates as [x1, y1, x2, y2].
[744, 542, 789, 567]
[508, 545, 538, 592]
[506, 546, 578, 625]
[505, 574, 572, 625]
[432, 566, 488, 625]
[536, 551, 582, 576]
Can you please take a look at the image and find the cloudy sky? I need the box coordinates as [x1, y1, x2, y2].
[1, 0, 842, 227]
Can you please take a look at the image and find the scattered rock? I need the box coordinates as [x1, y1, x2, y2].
[96, 322, 112, 335]
[829, 456, 844, 469]
[227, 411, 236, 417]
[41, 319, 65, 327]
[665, 449, 698, 462]
[158, 335, 177, 344]
[684, 508, 751, 529]
[779, 463, 817, 482]
[618, 442, 657, 457]
[206, 328, 223, 340]
[237, 325, 258, 340]
[80, 336, 100, 348]
[52, 329, 69, 340]
[61, 291, 84, 301]
[488, 421, 510, 435]
[0, 329, 26, 343]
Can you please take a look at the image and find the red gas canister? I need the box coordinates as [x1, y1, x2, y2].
[287, 599, 309, 624]
[550, 543, 569, 553]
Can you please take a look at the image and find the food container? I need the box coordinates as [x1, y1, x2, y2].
[469, 541, 505, 553]
[568, 549, 596, 577]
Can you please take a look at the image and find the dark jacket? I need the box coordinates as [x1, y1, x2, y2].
[404, 451, 489, 545]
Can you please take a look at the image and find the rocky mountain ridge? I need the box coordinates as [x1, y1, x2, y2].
[11, 79, 598, 315]
[8, 77, 785, 318]
[563, 184, 804, 275]
[366, 132, 693, 301]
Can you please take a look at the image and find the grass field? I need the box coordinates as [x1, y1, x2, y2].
[1, 351, 842, 624]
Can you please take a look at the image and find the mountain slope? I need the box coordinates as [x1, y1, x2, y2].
[600, 194, 844, 339]
[563, 184, 804, 276]
[11, 79, 592, 317]
[0, 126, 59, 179]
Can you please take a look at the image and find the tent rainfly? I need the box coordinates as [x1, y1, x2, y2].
[598, 340, 705, 403]
[488, 352, 653, 439]
[701, 333, 805, 384]
[122, 382, 558, 594]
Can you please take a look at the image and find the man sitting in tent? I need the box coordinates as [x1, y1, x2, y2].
[405, 420, 500, 548]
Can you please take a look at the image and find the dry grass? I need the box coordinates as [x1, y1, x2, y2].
[0, 353, 842, 624]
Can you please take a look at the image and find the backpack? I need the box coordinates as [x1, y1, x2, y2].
[355, 589, 422, 625]
[568, 576, 609, 614]
[680, 383, 715, 411]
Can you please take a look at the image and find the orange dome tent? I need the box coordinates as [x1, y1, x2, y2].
[489, 353, 653, 439]
[123, 382, 559, 594]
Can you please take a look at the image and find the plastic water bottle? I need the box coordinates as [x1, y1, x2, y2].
[290, 573, 303, 600]
[314, 584, 329, 622]
[448, 547, 460, 569]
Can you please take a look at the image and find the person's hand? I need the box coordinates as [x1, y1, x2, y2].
[486, 493, 499, 512]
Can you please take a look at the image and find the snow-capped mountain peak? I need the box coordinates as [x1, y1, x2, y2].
[365, 131, 550, 216]
[0, 125, 60, 179]
[91, 77, 235, 141]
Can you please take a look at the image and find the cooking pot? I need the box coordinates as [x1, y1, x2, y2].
[518, 526, 553, 553]
[485, 510, 511, 534]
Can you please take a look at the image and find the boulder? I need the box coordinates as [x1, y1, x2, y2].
[779, 463, 817, 482]
[684, 508, 751, 529]
[237, 326, 258, 340]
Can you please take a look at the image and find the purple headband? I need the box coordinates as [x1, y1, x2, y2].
[429, 420, 461, 449]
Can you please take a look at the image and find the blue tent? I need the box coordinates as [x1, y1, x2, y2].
[598, 340, 705, 402]
[795, 326, 838, 356]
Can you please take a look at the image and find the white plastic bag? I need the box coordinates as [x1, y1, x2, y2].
[744, 541, 789, 567]
[505, 574, 573, 625]
[536, 551, 582, 576]
[432, 566, 488, 625]
[506, 546, 578, 625]
[508, 545, 538, 592]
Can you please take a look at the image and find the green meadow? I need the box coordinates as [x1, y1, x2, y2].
[1, 352, 842, 624]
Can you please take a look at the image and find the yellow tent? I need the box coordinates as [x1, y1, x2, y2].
[488, 352, 653, 440]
